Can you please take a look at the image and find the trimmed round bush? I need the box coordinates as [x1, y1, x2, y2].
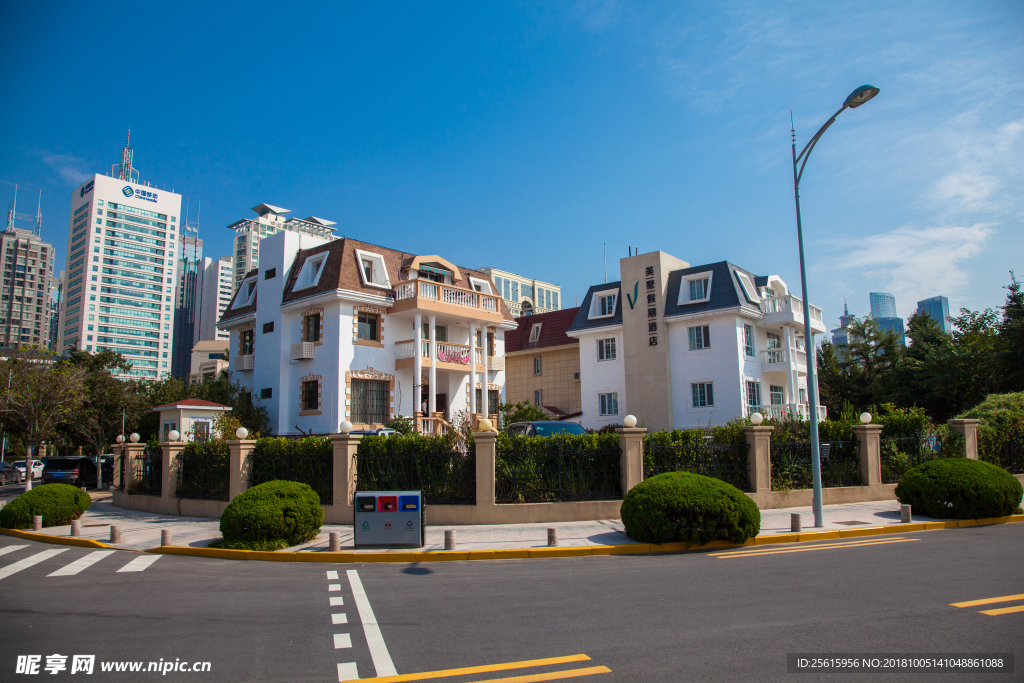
[0, 484, 92, 530]
[219, 480, 324, 549]
[621, 471, 760, 545]
[895, 458, 1023, 520]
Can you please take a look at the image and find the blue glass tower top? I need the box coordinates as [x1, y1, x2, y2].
[917, 295, 950, 332]
[869, 292, 897, 318]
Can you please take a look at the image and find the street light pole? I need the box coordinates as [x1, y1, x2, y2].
[791, 85, 879, 528]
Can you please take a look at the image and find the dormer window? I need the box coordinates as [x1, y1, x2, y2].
[735, 270, 760, 304]
[294, 254, 328, 291]
[244, 280, 257, 305]
[678, 271, 714, 305]
[529, 323, 542, 343]
[354, 249, 390, 289]
[588, 288, 618, 320]
[469, 276, 492, 294]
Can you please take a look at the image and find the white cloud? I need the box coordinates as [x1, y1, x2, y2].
[38, 152, 90, 185]
[572, 0, 622, 33]
[829, 224, 994, 314]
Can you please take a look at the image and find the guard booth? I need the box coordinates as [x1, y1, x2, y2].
[354, 490, 425, 548]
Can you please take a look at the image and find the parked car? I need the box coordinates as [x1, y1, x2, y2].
[41, 456, 104, 488]
[505, 421, 587, 437]
[0, 462, 24, 485]
[12, 460, 45, 480]
[350, 428, 397, 437]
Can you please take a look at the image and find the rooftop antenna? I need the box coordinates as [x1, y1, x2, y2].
[6, 185, 42, 236]
[112, 129, 139, 183]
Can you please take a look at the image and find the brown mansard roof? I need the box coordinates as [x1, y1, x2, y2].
[220, 269, 259, 322]
[505, 307, 580, 352]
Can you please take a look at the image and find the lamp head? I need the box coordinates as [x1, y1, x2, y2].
[339, 421, 353, 434]
[843, 85, 879, 109]
[235, 427, 249, 439]
[623, 415, 638, 428]
[478, 418, 493, 432]
[750, 412, 765, 426]
[115, 435, 124, 444]
[129, 433, 140, 443]
[860, 412, 872, 424]
[168, 430, 180, 442]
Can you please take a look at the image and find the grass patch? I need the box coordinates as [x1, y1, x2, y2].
[208, 537, 289, 551]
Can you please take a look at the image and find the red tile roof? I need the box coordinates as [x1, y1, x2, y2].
[505, 307, 580, 353]
[151, 398, 231, 410]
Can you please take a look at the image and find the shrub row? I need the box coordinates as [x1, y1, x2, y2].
[0, 484, 93, 529]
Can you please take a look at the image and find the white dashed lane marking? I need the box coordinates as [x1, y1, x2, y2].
[332, 613, 348, 625]
[116, 554, 162, 573]
[327, 570, 339, 580]
[329, 583, 341, 591]
[48, 550, 117, 576]
[0, 549, 68, 581]
[347, 569, 398, 677]
[330, 596, 344, 606]
[334, 633, 352, 649]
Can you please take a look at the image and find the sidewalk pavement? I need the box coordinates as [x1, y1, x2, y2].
[5, 493, 944, 553]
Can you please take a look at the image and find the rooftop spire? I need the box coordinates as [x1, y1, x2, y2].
[113, 129, 139, 183]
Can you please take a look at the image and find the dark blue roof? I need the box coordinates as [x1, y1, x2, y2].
[664, 261, 763, 317]
[568, 281, 623, 333]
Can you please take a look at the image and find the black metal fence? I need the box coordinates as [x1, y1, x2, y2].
[127, 446, 162, 496]
[250, 440, 334, 505]
[980, 436, 1024, 475]
[176, 442, 229, 501]
[880, 435, 944, 484]
[643, 440, 750, 491]
[356, 445, 476, 505]
[496, 441, 622, 503]
[770, 440, 861, 490]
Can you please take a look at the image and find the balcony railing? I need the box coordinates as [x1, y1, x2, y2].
[761, 348, 787, 365]
[233, 354, 254, 371]
[393, 281, 500, 315]
[759, 295, 823, 324]
[396, 339, 483, 367]
[746, 404, 828, 422]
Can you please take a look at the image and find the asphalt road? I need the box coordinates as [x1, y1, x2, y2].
[1, 524, 1022, 682]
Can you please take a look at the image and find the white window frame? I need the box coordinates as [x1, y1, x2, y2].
[691, 382, 714, 408]
[469, 276, 493, 294]
[589, 288, 619, 320]
[354, 249, 391, 290]
[533, 356, 542, 376]
[743, 323, 755, 358]
[678, 271, 714, 305]
[688, 325, 710, 351]
[243, 278, 257, 305]
[735, 270, 760, 304]
[529, 323, 542, 343]
[598, 392, 619, 416]
[294, 254, 328, 291]
[597, 337, 617, 361]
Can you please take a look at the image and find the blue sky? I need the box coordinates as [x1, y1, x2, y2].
[1, 1, 1021, 332]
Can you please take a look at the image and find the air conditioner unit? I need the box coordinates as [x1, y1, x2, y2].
[234, 354, 255, 371]
[573, 371, 581, 381]
[290, 342, 314, 360]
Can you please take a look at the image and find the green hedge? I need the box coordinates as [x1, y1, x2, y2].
[0, 484, 93, 529]
[218, 480, 324, 550]
[895, 458, 1023, 520]
[620, 471, 760, 545]
[958, 391, 1024, 456]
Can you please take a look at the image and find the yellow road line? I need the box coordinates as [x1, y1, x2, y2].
[709, 538, 918, 559]
[950, 593, 1024, 608]
[464, 666, 611, 683]
[340, 655, 592, 683]
[707, 537, 908, 557]
[980, 605, 1024, 616]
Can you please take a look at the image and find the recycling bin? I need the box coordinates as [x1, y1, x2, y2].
[353, 490, 425, 548]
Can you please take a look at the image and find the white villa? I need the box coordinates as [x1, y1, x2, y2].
[217, 230, 514, 435]
[567, 250, 828, 431]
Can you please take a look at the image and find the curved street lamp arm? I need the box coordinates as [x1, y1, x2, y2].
[794, 106, 847, 186]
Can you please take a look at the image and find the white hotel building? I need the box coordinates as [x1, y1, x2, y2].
[59, 136, 180, 380]
[218, 230, 515, 435]
[567, 250, 828, 431]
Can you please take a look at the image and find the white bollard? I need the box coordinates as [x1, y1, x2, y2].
[161, 529, 172, 546]
[32, 515, 42, 531]
[901, 504, 912, 524]
[444, 530, 456, 550]
[109, 525, 121, 543]
[329, 532, 341, 552]
[547, 528, 558, 547]
[791, 513, 802, 533]
[71, 520, 82, 537]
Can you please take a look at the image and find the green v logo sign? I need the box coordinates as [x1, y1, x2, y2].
[626, 281, 638, 309]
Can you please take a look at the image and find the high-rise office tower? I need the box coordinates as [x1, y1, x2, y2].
[171, 232, 203, 378]
[831, 301, 852, 347]
[0, 189, 54, 347]
[916, 295, 950, 332]
[229, 204, 336, 290]
[194, 255, 233, 343]
[60, 133, 181, 380]
[869, 292, 897, 318]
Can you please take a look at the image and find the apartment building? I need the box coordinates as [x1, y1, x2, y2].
[567, 251, 828, 431]
[504, 308, 581, 421]
[479, 267, 560, 317]
[0, 227, 54, 348]
[218, 232, 514, 435]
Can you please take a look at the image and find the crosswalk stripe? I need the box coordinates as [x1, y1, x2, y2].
[116, 554, 162, 573]
[951, 593, 1024, 608]
[48, 550, 117, 577]
[0, 549, 68, 581]
[0, 545, 29, 557]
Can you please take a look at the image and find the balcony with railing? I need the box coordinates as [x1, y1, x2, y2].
[758, 295, 826, 333]
[746, 403, 827, 422]
[392, 280, 504, 322]
[760, 347, 809, 374]
[395, 339, 488, 371]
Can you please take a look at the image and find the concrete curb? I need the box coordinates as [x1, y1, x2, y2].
[4, 515, 1022, 562]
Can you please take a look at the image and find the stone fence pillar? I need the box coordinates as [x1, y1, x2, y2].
[226, 440, 257, 500]
[743, 426, 773, 494]
[852, 424, 883, 485]
[948, 419, 980, 459]
[615, 427, 647, 495]
[161, 441, 185, 503]
[474, 431, 497, 507]
[329, 433, 361, 523]
[121, 443, 146, 491]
